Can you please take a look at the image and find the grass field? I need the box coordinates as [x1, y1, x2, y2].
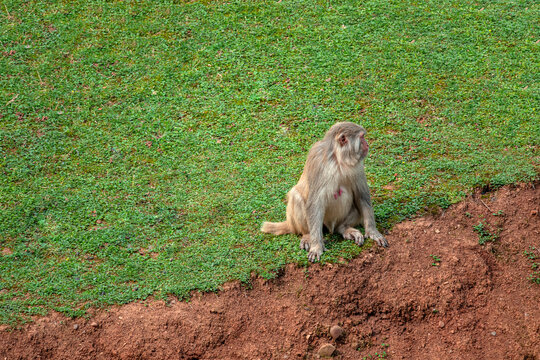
[1, 0, 538, 325]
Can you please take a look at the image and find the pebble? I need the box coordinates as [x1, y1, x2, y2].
[73, 324, 79, 330]
[317, 343, 336, 357]
[438, 321, 445, 328]
[90, 321, 98, 327]
[491, 331, 497, 336]
[330, 325, 344, 340]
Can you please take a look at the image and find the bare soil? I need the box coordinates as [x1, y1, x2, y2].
[1, 183, 539, 360]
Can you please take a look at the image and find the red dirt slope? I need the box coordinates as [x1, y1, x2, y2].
[1, 183, 539, 359]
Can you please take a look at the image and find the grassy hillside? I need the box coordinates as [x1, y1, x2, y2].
[1, 0, 538, 324]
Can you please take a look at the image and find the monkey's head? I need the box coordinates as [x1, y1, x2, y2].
[326, 122, 369, 167]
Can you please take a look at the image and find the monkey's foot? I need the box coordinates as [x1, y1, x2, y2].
[300, 235, 311, 251]
[365, 229, 388, 247]
[307, 245, 325, 262]
[342, 228, 364, 246]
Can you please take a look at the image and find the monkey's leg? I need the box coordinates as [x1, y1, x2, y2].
[337, 208, 365, 246]
[286, 187, 311, 251]
[300, 234, 311, 251]
[290, 193, 325, 258]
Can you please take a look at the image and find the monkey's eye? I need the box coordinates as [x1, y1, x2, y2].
[338, 134, 348, 146]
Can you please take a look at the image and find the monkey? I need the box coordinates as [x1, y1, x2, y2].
[261, 122, 388, 262]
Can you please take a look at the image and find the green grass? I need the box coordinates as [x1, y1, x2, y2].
[1, 0, 538, 325]
[524, 246, 539, 284]
[473, 221, 499, 245]
[360, 343, 389, 359]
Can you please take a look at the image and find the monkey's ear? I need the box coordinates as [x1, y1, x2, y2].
[338, 134, 348, 146]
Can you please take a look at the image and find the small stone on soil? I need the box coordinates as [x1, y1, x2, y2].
[73, 324, 79, 330]
[90, 322, 98, 327]
[318, 343, 336, 357]
[491, 331, 496, 336]
[330, 325, 344, 340]
[438, 321, 445, 328]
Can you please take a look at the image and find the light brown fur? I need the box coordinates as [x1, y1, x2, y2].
[261, 122, 388, 262]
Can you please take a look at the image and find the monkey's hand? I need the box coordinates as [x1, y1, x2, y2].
[365, 229, 388, 247]
[342, 228, 365, 246]
[308, 244, 326, 262]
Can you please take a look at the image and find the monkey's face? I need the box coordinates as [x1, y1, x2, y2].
[333, 124, 369, 167]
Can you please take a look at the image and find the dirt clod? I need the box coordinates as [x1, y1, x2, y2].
[330, 325, 344, 340]
[0, 183, 539, 359]
[317, 343, 336, 357]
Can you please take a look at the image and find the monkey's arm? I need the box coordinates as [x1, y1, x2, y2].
[353, 171, 388, 247]
[303, 146, 330, 261]
[305, 190, 327, 262]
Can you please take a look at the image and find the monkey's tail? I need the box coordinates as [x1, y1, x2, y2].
[260, 221, 292, 235]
